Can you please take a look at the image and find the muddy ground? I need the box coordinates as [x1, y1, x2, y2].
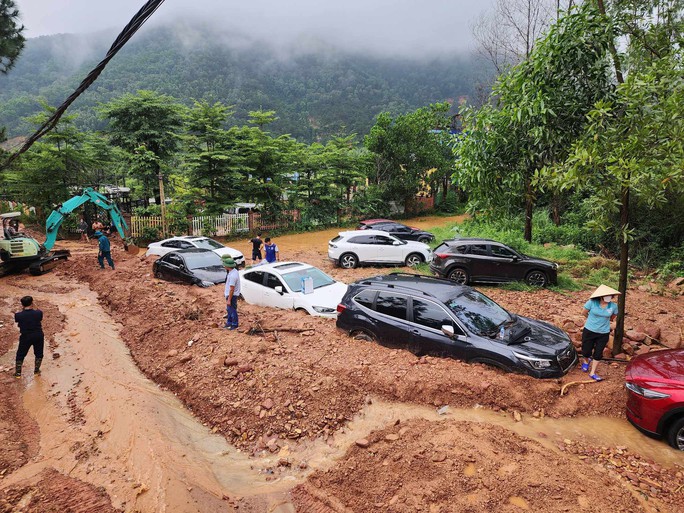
[1, 215, 683, 512]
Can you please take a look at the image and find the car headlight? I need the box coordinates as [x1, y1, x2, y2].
[625, 382, 670, 399]
[513, 351, 553, 369]
[312, 306, 335, 314]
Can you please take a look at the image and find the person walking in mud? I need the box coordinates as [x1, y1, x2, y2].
[223, 256, 241, 330]
[581, 284, 620, 381]
[78, 217, 89, 243]
[250, 233, 263, 264]
[14, 296, 44, 378]
[95, 230, 115, 270]
[263, 237, 279, 263]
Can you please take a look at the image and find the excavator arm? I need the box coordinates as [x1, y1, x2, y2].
[44, 187, 129, 251]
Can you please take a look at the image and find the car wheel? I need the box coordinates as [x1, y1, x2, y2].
[667, 417, 684, 451]
[351, 329, 377, 343]
[418, 236, 431, 244]
[153, 268, 162, 279]
[526, 270, 548, 287]
[405, 253, 423, 267]
[469, 358, 511, 373]
[339, 253, 358, 269]
[447, 267, 469, 285]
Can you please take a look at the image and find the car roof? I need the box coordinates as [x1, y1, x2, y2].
[360, 218, 393, 224]
[242, 261, 315, 274]
[168, 248, 216, 255]
[442, 238, 499, 244]
[337, 229, 398, 237]
[351, 273, 470, 302]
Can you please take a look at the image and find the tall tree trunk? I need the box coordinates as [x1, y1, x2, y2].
[551, 193, 561, 226]
[613, 185, 630, 356]
[524, 177, 534, 242]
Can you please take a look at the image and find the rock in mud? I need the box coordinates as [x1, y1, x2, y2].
[355, 439, 370, 448]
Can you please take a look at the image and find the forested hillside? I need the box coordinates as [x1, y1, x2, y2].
[0, 23, 491, 141]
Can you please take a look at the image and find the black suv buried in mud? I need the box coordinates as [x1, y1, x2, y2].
[336, 273, 577, 378]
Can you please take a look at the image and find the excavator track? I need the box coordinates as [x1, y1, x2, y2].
[28, 250, 70, 275]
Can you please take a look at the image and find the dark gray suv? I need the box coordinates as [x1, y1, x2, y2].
[430, 238, 558, 287]
[336, 273, 576, 378]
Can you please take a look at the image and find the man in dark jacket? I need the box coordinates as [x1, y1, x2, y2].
[14, 296, 44, 378]
[95, 230, 115, 270]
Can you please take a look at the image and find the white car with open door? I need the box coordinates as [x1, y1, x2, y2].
[146, 236, 244, 267]
[328, 229, 433, 269]
[240, 261, 348, 318]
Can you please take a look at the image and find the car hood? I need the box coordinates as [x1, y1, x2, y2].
[403, 240, 431, 250]
[501, 316, 570, 355]
[520, 254, 556, 268]
[191, 266, 227, 285]
[299, 282, 348, 309]
[213, 247, 244, 259]
[627, 349, 684, 382]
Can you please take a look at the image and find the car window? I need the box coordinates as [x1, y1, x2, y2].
[331, 236, 342, 243]
[375, 292, 407, 320]
[373, 235, 396, 245]
[446, 290, 512, 336]
[412, 298, 453, 331]
[165, 254, 183, 266]
[393, 225, 411, 232]
[491, 245, 516, 258]
[161, 240, 179, 248]
[178, 241, 195, 249]
[282, 267, 335, 291]
[244, 271, 265, 285]
[348, 235, 375, 244]
[265, 272, 285, 290]
[470, 244, 489, 256]
[353, 289, 376, 309]
[452, 245, 468, 254]
[183, 251, 223, 270]
[193, 238, 224, 250]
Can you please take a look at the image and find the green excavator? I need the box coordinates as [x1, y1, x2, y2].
[0, 187, 135, 277]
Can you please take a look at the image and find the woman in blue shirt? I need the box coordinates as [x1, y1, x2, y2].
[581, 284, 620, 381]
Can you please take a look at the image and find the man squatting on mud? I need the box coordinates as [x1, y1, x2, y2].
[14, 295, 44, 378]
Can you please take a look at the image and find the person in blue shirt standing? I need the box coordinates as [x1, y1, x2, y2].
[95, 230, 115, 270]
[581, 284, 620, 381]
[263, 237, 279, 263]
[223, 256, 241, 330]
[14, 296, 44, 378]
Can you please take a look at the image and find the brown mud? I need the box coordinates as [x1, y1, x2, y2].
[0, 215, 682, 512]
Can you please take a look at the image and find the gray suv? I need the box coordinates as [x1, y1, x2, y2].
[430, 238, 558, 287]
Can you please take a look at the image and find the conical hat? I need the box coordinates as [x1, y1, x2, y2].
[590, 284, 621, 299]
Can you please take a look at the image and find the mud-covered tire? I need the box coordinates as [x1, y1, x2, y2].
[153, 268, 162, 279]
[469, 358, 511, 373]
[405, 253, 423, 267]
[351, 329, 377, 343]
[339, 253, 358, 269]
[667, 417, 684, 451]
[418, 236, 431, 244]
[447, 267, 469, 285]
[525, 270, 548, 287]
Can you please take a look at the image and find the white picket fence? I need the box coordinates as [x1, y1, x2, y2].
[130, 214, 249, 238]
[191, 214, 249, 236]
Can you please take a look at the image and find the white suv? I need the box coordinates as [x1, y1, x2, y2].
[328, 230, 432, 269]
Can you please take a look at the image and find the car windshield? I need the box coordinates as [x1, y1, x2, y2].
[193, 238, 224, 250]
[183, 251, 223, 269]
[282, 267, 335, 292]
[446, 290, 512, 336]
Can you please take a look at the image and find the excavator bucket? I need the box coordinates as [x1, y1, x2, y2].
[124, 242, 140, 255]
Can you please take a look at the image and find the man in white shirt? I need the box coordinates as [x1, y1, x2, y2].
[222, 257, 241, 330]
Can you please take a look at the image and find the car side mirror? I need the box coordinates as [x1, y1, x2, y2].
[441, 325, 455, 337]
[511, 256, 519, 261]
[179, 263, 186, 270]
[275, 285, 284, 295]
[393, 240, 401, 246]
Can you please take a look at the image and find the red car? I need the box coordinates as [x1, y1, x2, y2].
[625, 349, 684, 451]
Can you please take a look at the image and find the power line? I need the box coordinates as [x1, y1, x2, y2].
[1, 0, 167, 170]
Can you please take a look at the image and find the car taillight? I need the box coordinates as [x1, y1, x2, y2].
[435, 253, 450, 259]
[336, 304, 346, 313]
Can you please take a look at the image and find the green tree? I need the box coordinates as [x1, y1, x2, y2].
[0, 0, 24, 75]
[365, 103, 453, 211]
[456, 3, 614, 241]
[99, 90, 185, 205]
[550, 0, 684, 353]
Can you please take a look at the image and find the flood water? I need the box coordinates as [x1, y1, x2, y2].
[2, 274, 680, 513]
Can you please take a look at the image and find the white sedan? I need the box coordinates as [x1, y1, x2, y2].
[240, 262, 348, 318]
[146, 236, 245, 267]
[328, 229, 432, 269]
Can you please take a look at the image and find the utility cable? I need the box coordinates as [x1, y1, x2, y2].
[1, 0, 167, 170]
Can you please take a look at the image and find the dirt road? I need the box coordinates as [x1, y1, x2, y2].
[1, 216, 683, 512]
